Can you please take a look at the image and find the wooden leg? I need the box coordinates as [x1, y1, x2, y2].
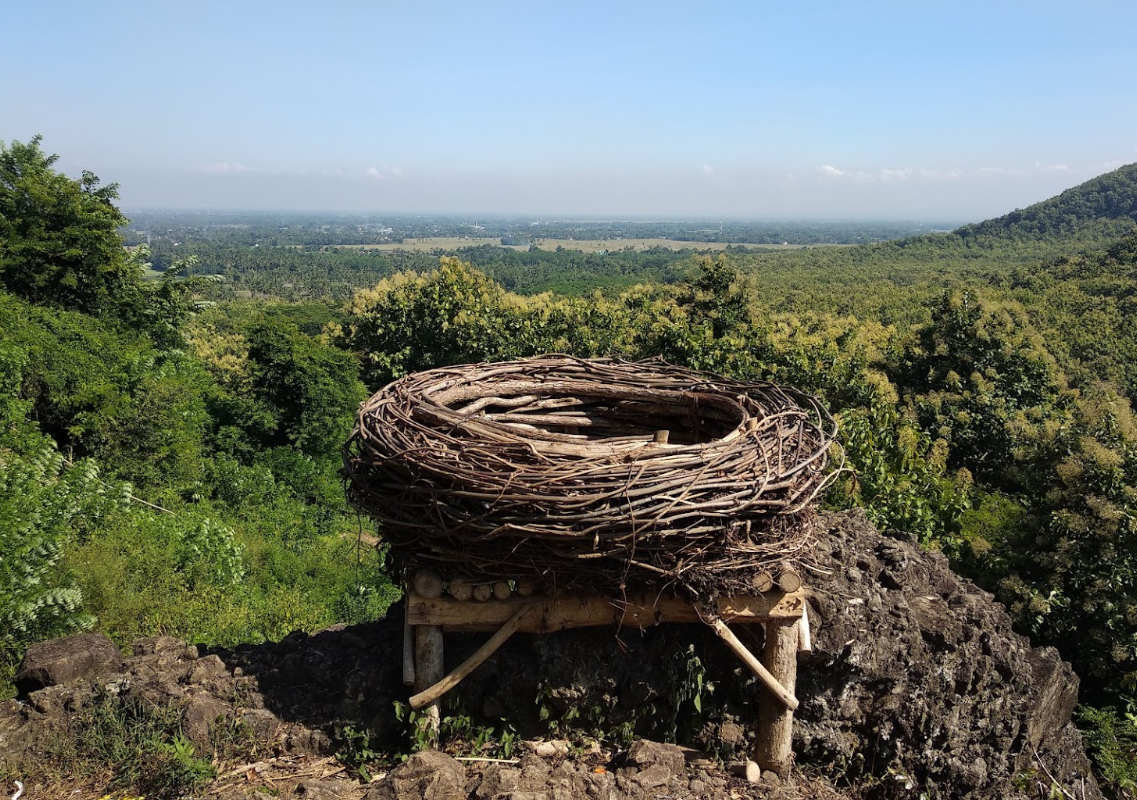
[754, 618, 798, 776]
[413, 625, 444, 742]
[402, 602, 416, 687]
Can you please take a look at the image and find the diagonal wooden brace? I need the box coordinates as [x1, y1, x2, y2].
[409, 605, 532, 710]
[705, 617, 798, 711]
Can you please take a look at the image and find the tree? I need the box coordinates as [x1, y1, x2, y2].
[0, 136, 139, 315]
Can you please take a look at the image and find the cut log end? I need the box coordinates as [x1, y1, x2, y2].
[751, 571, 774, 593]
[775, 569, 802, 593]
[412, 569, 444, 599]
[447, 579, 473, 602]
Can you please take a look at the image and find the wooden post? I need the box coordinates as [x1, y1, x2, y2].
[402, 602, 415, 687]
[755, 618, 798, 776]
[413, 624, 444, 741]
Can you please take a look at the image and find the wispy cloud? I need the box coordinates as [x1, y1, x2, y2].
[879, 167, 912, 182]
[200, 161, 252, 174]
[365, 165, 403, 180]
[818, 164, 845, 177]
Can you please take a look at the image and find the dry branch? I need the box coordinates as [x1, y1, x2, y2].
[344, 355, 842, 597]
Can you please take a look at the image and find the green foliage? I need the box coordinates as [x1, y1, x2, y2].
[0, 136, 136, 315]
[1079, 704, 1137, 799]
[244, 318, 365, 457]
[903, 289, 1066, 487]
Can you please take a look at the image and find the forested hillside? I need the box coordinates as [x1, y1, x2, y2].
[957, 162, 1137, 241]
[3, 137, 1137, 795]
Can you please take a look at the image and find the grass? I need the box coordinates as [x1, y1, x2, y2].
[4, 691, 216, 800]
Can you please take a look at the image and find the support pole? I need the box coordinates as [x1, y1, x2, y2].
[410, 605, 531, 710]
[755, 617, 798, 777]
[413, 624, 444, 741]
[706, 618, 798, 711]
[402, 602, 415, 687]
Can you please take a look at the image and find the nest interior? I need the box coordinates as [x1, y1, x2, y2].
[343, 356, 841, 598]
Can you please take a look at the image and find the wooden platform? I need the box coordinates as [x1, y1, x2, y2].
[406, 590, 806, 632]
[404, 584, 808, 777]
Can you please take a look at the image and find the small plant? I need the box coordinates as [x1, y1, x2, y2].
[335, 724, 383, 780]
[138, 733, 215, 798]
[1079, 704, 1137, 799]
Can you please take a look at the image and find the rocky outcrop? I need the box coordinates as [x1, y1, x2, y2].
[795, 511, 1095, 796]
[0, 510, 1102, 799]
[14, 632, 123, 694]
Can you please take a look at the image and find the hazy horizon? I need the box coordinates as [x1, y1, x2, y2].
[5, 1, 1136, 219]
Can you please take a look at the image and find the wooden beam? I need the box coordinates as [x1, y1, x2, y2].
[409, 605, 531, 710]
[706, 618, 798, 711]
[755, 617, 798, 776]
[407, 591, 805, 632]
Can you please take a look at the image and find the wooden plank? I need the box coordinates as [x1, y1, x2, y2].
[407, 591, 805, 632]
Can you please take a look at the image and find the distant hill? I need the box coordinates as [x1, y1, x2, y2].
[955, 162, 1137, 241]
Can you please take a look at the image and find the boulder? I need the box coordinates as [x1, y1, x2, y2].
[14, 633, 123, 694]
[365, 750, 467, 800]
[624, 739, 685, 776]
[183, 693, 232, 748]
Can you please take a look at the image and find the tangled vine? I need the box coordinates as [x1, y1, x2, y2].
[344, 356, 842, 597]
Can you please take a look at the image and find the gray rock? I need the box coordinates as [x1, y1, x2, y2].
[625, 739, 684, 776]
[293, 778, 356, 800]
[183, 693, 231, 748]
[366, 750, 467, 800]
[15, 633, 123, 694]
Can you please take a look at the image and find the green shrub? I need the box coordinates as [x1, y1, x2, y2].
[1079, 705, 1137, 799]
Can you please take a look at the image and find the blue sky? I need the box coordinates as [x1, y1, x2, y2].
[3, 0, 1136, 219]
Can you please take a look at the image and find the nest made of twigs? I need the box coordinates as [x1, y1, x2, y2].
[343, 355, 842, 598]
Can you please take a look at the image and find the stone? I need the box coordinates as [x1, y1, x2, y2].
[240, 708, 281, 741]
[183, 693, 231, 748]
[625, 739, 685, 776]
[526, 739, 570, 758]
[365, 750, 467, 800]
[474, 765, 521, 799]
[286, 727, 334, 755]
[293, 779, 355, 800]
[15, 633, 123, 694]
[189, 654, 229, 683]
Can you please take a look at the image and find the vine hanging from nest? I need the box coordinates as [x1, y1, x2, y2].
[343, 355, 843, 598]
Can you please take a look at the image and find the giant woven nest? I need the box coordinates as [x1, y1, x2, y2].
[343, 356, 841, 597]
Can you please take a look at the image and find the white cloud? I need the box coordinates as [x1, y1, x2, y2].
[701, 163, 714, 175]
[365, 165, 403, 180]
[200, 161, 251, 174]
[818, 164, 845, 177]
[879, 167, 912, 182]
